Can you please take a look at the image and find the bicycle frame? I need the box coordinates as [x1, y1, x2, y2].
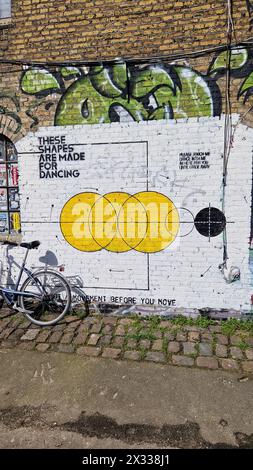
[0, 248, 46, 305]
[0, 240, 72, 326]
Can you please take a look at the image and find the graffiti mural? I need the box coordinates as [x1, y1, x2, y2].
[20, 63, 222, 124]
[18, 46, 253, 128]
[0, 93, 22, 135]
[55, 65, 223, 124]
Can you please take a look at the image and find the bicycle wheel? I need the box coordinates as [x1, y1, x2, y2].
[70, 286, 90, 316]
[19, 270, 71, 326]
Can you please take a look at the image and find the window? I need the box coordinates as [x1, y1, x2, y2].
[0, 135, 21, 235]
[0, 1, 11, 19]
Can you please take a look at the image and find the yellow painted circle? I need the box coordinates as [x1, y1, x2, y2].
[88, 193, 118, 250]
[60, 191, 179, 253]
[103, 192, 132, 253]
[60, 192, 115, 252]
[116, 193, 148, 251]
[131, 191, 179, 253]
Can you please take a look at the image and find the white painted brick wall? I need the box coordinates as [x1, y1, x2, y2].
[1, 114, 252, 312]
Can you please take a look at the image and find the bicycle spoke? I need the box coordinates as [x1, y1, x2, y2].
[19, 271, 71, 326]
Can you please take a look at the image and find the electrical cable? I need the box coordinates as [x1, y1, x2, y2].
[1, 39, 253, 68]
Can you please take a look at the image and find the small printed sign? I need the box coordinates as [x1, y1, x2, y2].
[179, 152, 210, 170]
[0, 213, 8, 233]
[10, 212, 21, 233]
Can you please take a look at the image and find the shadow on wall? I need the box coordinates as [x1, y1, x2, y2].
[0, 246, 90, 313]
[0, 248, 61, 288]
[38, 250, 59, 267]
[0, 246, 87, 286]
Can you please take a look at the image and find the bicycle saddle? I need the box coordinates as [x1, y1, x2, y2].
[3, 240, 40, 249]
[20, 241, 41, 250]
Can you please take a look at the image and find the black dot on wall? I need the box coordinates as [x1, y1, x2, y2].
[194, 207, 226, 238]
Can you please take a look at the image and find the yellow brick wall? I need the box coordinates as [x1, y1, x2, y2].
[0, 0, 253, 144]
[0, 0, 251, 61]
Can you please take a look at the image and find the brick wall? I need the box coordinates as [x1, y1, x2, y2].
[0, 1, 253, 313]
[0, 1, 253, 143]
[15, 117, 253, 312]
[0, 1, 251, 61]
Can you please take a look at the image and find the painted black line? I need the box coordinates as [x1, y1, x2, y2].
[146, 141, 149, 192]
[208, 203, 211, 242]
[18, 141, 149, 155]
[200, 265, 212, 277]
[21, 220, 235, 224]
[147, 253, 150, 291]
[109, 270, 125, 273]
[90, 141, 148, 146]
[82, 286, 150, 291]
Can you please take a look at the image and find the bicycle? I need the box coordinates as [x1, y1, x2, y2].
[0, 240, 71, 326]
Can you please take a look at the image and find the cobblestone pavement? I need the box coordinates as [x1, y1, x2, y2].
[0, 308, 253, 374]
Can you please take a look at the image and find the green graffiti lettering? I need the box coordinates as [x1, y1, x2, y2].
[60, 66, 83, 79]
[20, 61, 226, 126]
[238, 71, 253, 102]
[21, 68, 61, 96]
[55, 74, 148, 126]
[89, 65, 123, 98]
[209, 48, 249, 75]
[131, 66, 175, 98]
[168, 67, 216, 118]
